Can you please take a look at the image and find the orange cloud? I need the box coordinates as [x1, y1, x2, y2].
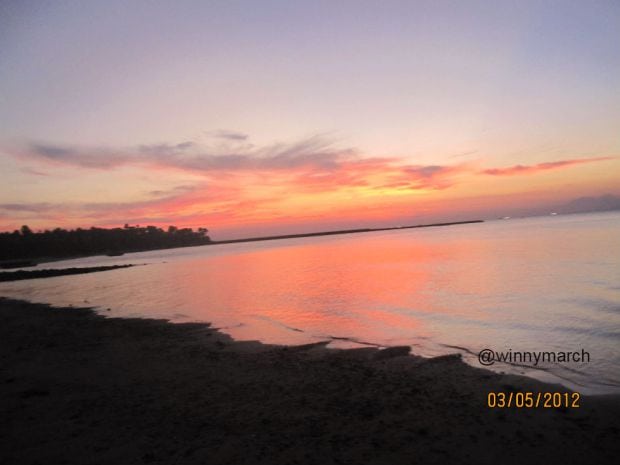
[2, 135, 617, 235]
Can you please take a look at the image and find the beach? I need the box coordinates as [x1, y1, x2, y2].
[1, 297, 618, 465]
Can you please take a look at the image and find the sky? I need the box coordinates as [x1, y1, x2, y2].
[1, 0, 619, 239]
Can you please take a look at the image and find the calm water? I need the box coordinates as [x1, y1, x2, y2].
[2, 212, 619, 393]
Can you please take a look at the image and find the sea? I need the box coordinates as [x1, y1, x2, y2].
[2, 211, 619, 394]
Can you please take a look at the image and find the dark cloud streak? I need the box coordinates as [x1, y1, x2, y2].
[481, 157, 612, 176]
[213, 130, 249, 141]
[16, 136, 356, 173]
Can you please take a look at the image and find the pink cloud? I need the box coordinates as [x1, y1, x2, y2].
[2, 135, 616, 234]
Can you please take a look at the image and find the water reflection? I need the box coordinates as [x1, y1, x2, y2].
[1, 212, 619, 393]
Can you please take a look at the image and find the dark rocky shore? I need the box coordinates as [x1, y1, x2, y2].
[0, 265, 136, 282]
[1, 298, 618, 465]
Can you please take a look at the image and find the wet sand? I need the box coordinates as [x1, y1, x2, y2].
[1, 298, 618, 465]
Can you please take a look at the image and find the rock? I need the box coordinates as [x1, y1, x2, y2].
[373, 345, 411, 360]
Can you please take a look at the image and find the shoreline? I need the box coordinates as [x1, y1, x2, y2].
[1, 219, 483, 268]
[1, 297, 619, 464]
[0, 264, 138, 282]
[0, 294, 609, 395]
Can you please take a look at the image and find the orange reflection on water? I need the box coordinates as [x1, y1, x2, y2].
[168, 232, 450, 346]
[2, 214, 619, 392]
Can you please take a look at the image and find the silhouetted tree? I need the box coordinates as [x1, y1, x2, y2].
[0, 224, 212, 262]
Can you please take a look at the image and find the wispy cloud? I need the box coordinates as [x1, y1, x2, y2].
[8, 136, 465, 193]
[481, 157, 613, 176]
[3, 134, 615, 233]
[211, 130, 249, 141]
[1, 136, 466, 231]
[448, 150, 478, 159]
[15, 138, 610, 183]
[20, 167, 50, 176]
[147, 184, 198, 198]
[0, 203, 56, 213]
[15, 136, 355, 173]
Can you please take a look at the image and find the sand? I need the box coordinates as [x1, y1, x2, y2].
[1, 297, 618, 465]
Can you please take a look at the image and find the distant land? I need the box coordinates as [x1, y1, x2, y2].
[0, 225, 211, 266]
[2, 192, 618, 266]
[480, 193, 620, 221]
[0, 220, 483, 267]
[209, 220, 484, 246]
[555, 194, 620, 214]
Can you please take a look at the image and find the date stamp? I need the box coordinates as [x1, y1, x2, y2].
[487, 392, 580, 408]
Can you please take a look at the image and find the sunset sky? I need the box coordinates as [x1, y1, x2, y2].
[1, 0, 619, 239]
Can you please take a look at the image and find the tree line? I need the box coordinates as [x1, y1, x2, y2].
[0, 224, 211, 262]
